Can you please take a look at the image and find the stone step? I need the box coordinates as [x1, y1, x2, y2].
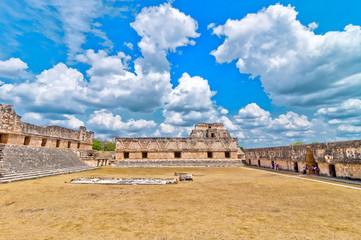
[0, 166, 94, 177]
[0, 166, 95, 177]
[0, 145, 89, 173]
[0, 168, 93, 179]
[0, 166, 97, 184]
[0, 168, 97, 183]
[0, 169, 92, 180]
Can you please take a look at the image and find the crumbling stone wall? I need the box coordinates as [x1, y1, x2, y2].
[115, 123, 239, 166]
[77, 150, 115, 167]
[244, 140, 361, 180]
[0, 104, 93, 150]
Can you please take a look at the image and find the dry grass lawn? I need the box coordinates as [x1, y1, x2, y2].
[1, 167, 361, 240]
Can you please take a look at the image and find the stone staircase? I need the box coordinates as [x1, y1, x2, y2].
[0, 144, 98, 184]
[0, 165, 97, 184]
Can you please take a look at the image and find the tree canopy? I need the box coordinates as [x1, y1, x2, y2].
[92, 140, 115, 151]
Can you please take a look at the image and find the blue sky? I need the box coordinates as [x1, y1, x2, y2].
[1, 0, 361, 148]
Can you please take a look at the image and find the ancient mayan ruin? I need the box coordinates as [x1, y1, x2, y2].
[244, 141, 361, 180]
[114, 123, 243, 167]
[0, 104, 93, 150]
[2, 103, 361, 181]
[0, 104, 95, 183]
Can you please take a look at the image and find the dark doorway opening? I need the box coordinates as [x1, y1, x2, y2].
[174, 152, 181, 158]
[124, 152, 129, 159]
[271, 161, 275, 169]
[225, 152, 230, 158]
[294, 162, 299, 172]
[77, 142, 81, 149]
[67, 141, 71, 148]
[329, 164, 336, 177]
[24, 136, 31, 145]
[142, 152, 148, 158]
[41, 139, 47, 147]
[258, 160, 261, 167]
[56, 140, 60, 148]
[0, 134, 9, 144]
[248, 159, 251, 165]
[207, 152, 213, 158]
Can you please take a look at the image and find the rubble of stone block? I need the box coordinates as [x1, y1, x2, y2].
[179, 175, 193, 181]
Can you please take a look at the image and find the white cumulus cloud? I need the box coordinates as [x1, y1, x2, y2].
[316, 98, 361, 137]
[87, 109, 157, 135]
[51, 114, 84, 129]
[317, 98, 361, 119]
[0, 58, 29, 79]
[0, 63, 87, 114]
[76, 49, 172, 112]
[233, 103, 313, 147]
[212, 4, 361, 107]
[163, 73, 219, 126]
[131, 3, 200, 54]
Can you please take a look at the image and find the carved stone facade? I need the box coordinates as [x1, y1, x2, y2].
[115, 123, 240, 167]
[244, 140, 361, 180]
[0, 104, 93, 150]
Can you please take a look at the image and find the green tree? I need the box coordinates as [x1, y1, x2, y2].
[92, 139, 116, 151]
[92, 139, 102, 150]
[104, 142, 116, 151]
[290, 142, 304, 146]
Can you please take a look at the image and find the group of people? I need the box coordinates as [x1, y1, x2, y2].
[272, 163, 320, 175]
[273, 163, 279, 170]
[302, 165, 319, 175]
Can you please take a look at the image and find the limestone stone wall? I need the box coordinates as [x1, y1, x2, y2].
[0, 104, 93, 150]
[0, 144, 87, 172]
[116, 138, 238, 160]
[244, 140, 361, 180]
[115, 123, 239, 165]
[113, 159, 243, 168]
[77, 150, 115, 167]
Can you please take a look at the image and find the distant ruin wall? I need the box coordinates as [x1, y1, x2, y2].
[244, 140, 361, 180]
[0, 104, 93, 150]
[115, 123, 240, 167]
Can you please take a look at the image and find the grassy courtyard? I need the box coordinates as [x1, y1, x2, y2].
[0, 167, 360, 240]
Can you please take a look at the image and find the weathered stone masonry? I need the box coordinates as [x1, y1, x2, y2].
[0, 104, 93, 150]
[244, 140, 361, 180]
[0, 104, 96, 182]
[115, 123, 242, 167]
